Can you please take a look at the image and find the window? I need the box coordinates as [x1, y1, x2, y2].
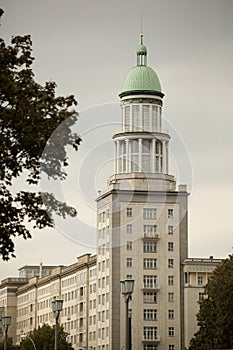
[168, 259, 174, 268]
[143, 345, 158, 350]
[127, 208, 132, 217]
[199, 292, 205, 302]
[124, 106, 130, 131]
[143, 292, 157, 304]
[168, 327, 174, 337]
[168, 225, 173, 234]
[127, 258, 132, 267]
[169, 345, 175, 350]
[144, 327, 157, 340]
[168, 242, 174, 251]
[168, 209, 174, 218]
[127, 241, 132, 250]
[127, 274, 132, 279]
[143, 275, 157, 289]
[132, 106, 140, 131]
[143, 208, 157, 219]
[142, 105, 150, 131]
[144, 225, 157, 237]
[168, 309, 174, 319]
[144, 309, 157, 320]
[198, 276, 203, 286]
[144, 258, 157, 269]
[168, 292, 174, 302]
[127, 224, 132, 234]
[143, 241, 157, 253]
[168, 275, 174, 285]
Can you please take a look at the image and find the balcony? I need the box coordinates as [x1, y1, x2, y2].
[142, 284, 160, 291]
[142, 233, 160, 241]
[142, 337, 161, 343]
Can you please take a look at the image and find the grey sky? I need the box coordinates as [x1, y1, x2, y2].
[1, 0, 233, 279]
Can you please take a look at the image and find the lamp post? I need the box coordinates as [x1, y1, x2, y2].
[2, 316, 11, 350]
[21, 334, 37, 350]
[120, 279, 134, 350]
[52, 299, 63, 350]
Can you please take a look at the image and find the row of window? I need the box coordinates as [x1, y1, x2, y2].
[126, 258, 175, 269]
[127, 224, 174, 235]
[143, 309, 174, 320]
[143, 326, 175, 340]
[127, 207, 174, 219]
[123, 104, 162, 133]
[126, 241, 174, 252]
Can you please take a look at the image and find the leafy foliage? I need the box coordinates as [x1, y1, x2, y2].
[19, 324, 73, 350]
[0, 337, 19, 350]
[188, 254, 233, 349]
[0, 10, 81, 260]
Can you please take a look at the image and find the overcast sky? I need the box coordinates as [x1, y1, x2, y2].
[1, 0, 233, 280]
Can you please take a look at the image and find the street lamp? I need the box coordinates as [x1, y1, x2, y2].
[52, 299, 63, 350]
[21, 334, 37, 350]
[120, 279, 134, 350]
[2, 316, 11, 350]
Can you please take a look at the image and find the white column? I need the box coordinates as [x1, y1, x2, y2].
[129, 105, 132, 132]
[128, 139, 131, 173]
[122, 107, 125, 132]
[166, 141, 169, 174]
[139, 105, 143, 131]
[162, 141, 166, 173]
[152, 139, 156, 173]
[116, 141, 120, 174]
[149, 105, 152, 132]
[126, 139, 129, 173]
[139, 139, 143, 172]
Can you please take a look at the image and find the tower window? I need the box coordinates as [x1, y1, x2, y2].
[143, 326, 157, 340]
[168, 259, 174, 268]
[126, 208, 132, 217]
[132, 105, 140, 131]
[127, 241, 132, 250]
[143, 241, 157, 253]
[168, 242, 174, 251]
[131, 139, 139, 153]
[127, 225, 132, 234]
[142, 105, 150, 131]
[168, 225, 173, 234]
[143, 258, 157, 269]
[143, 208, 157, 220]
[168, 209, 174, 218]
[168, 275, 174, 285]
[168, 292, 174, 302]
[168, 309, 174, 319]
[143, 309, 157, 320]
[126, 258, 132, 267]
[124, 106, 130, 131]
[168, 327, 175, 337]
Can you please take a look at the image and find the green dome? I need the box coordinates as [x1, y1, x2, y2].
[137, 45, 147, 54]
[121, 65, 162, 93]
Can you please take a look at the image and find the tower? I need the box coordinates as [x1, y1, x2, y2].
[96, 35, 189, 350]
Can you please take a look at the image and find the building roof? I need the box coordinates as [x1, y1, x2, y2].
[120, 36, 162, 96]
[121, 65, 161, 93]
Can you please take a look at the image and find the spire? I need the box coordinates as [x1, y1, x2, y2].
[137, 30, 147, 66]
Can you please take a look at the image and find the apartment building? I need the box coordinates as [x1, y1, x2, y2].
[0, 255, 221, 349]
[183, 257, 222, 349]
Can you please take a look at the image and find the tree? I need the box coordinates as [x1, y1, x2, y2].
[0, 337, 19, 350]
[0, 10, 81, 260]
[19, 324, 73, 350]
[188, 254, 233, 350]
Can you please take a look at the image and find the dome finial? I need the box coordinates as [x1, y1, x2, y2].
[140, 13, 144, 44]
[140, 32, 144, 45]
